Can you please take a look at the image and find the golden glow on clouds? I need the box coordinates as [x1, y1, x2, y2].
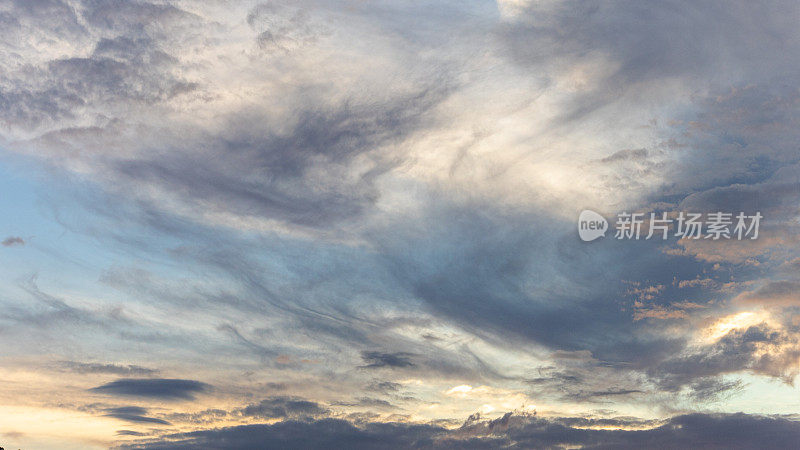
[445, 384, 474, 396]
[702, 311, 771, 343]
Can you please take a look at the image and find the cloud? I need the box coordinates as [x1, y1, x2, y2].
[239, 397, 329, 420]
[600, 148, 650, 164]
[117, 418, 442, 450]
[105, 86, 445, 229]
[1, 236, 24, 247]
[247, 1, 321, 53]
[0, 1, 199, 134]
[736, 281, 800, 308]
[116, 430, 148, 436]
[91, 378, 209, 400]
[366, 381, 402, 393]
[104, 406, 170, 425]
[2, 0, 454, 237]
[526, 364, 648, 404]
[498, 1, 800, 107]
[1, 1, 755, 394]
[164, 408, 229, 425]
[57, 361, 158, 376]
[360, 351, 415, 369]
[80, 0, 198, 33]
[688, 377, 745, 402]
[654, 324, 800, 389]
[117, 412, 800, 449]
[3, 1, 800, 442]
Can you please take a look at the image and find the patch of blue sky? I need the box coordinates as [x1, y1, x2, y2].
[0, 151, 192, 305]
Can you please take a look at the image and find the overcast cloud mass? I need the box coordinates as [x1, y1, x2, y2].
[1, 0, 800, 449]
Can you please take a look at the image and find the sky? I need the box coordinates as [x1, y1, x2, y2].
[1, 0, 800, 448]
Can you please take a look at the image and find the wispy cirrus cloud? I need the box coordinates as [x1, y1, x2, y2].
[56, 361, 158, 376]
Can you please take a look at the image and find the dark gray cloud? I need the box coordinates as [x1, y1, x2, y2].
[568, 389, 644, 400]
[366, 381, 402, 393]
[239, 396, 329, 420]
[117, 412, 800, 450]
[360, 351, 416, 369]
[118, 418, 442, 450]
[117, 430, 148, 436]
[104, 406, 170, 425]
[91, 378, 209, 400]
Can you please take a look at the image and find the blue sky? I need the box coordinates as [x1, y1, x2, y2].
[1, 1, 800, 449]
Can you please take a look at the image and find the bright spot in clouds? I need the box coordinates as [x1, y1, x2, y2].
[703, 311, 772, 343]
[446, 385, 474, 396]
